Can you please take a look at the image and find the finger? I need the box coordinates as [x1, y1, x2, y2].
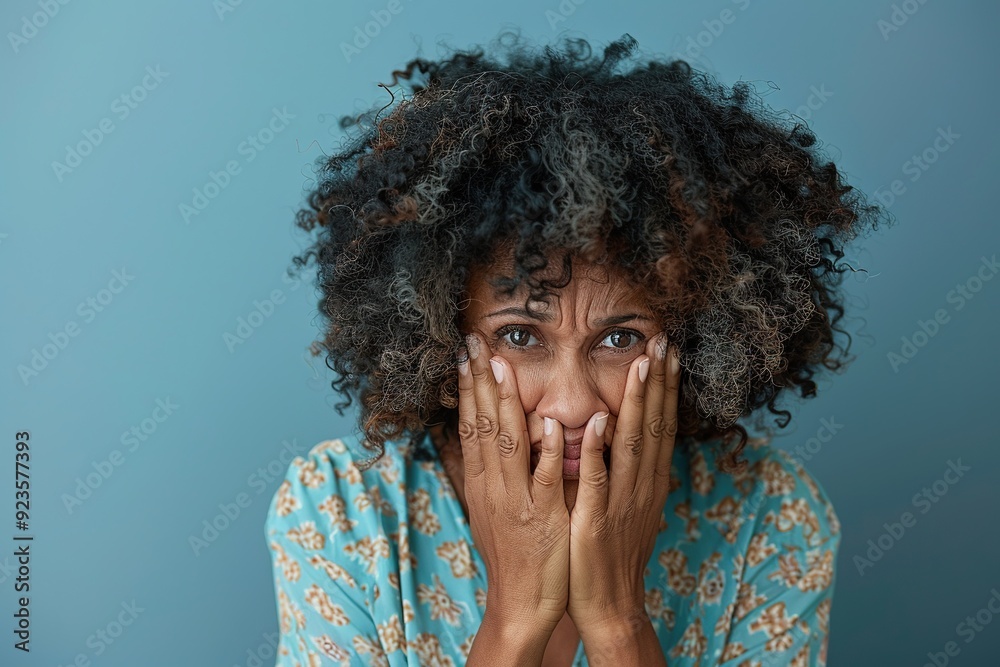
[455, 342, 485, 480]
[573, 410, 610, 516]
[531, 416, 566, 507]
[466, 333, 501, 480]
[637, 333, 668, 489]
[654, 345, 681, 489]
[608, 352, 651, 503]
[489, 354, 531, 499]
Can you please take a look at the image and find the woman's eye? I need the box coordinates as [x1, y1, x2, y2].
[602, 330, 640, 351]
[498, 326, 537, 348]
[494, 326, 643, 354]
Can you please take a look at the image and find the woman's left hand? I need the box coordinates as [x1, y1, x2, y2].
[567, 332, 681, 645]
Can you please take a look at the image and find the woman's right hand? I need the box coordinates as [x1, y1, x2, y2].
[457, 332, 570, 644]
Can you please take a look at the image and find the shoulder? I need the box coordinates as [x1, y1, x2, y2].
[264, 433, 411, 529]
[263, 434, 418, 575]
[666, 436, 842, 605]
[675, 439, 842, 664]
[677, 435, 840, 550]
[262, 436, 418, 663]
[739, 438, 841, 553]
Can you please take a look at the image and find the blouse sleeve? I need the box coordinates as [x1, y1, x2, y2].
[717, 450, 842, 667]
[264, 445, 389, 667]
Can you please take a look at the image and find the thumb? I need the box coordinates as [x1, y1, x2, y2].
[531, 416, 565, 507]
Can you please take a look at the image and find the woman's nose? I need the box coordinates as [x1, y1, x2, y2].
[532, 361, 609, 435]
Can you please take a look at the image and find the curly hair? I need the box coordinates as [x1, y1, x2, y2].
[289, 29, 892, 474]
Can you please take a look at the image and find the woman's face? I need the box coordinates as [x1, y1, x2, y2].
[459, 246, 663, 496]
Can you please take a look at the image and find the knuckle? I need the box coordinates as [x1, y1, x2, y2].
[653, 463, 672, 483]
[496, 432, 517, 458]
[464, 464, 486, 482]
[516, 506, 532, 526]
[458, 418, 478, 442]
[612, 499, 637, 523]
[494, 379, 513, 401]
[476, 413, 499, 439]
[635, 482, 655, 509]
[663, 414, 678, 437]
[624, 432, 643, 456]
[585, 468, 608, 490]
[647, 416, 664, 439]
[470, 358, 491, 380]
[483, 490, 500, 515]
[533, 468, 557, 489]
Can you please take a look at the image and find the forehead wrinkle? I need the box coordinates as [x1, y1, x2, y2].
[476, 275, 651, 331]
[462, 247, 654, 331]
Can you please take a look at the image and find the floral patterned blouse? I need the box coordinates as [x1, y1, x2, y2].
[264, 429, 841, 666]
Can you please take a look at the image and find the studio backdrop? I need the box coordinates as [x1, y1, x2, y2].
[1, 0, 997, 665]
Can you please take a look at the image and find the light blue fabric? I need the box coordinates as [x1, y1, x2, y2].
[265, 429, 840, 666]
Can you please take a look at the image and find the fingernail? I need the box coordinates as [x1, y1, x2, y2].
[456, 346, 469, 376]
[489, 358, 504, 384]
[672, 345, 680, 372]
[544, 417, 554, 436]
[638, 357, 650, 383]
[594, 412, 609, 438]
[656, 334, 668, 362]
[465, 334, 480, 360]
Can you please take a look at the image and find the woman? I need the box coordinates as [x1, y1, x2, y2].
[265, 30, 888, 666]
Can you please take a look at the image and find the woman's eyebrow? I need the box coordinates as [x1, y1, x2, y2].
[482, 307, 651, 327]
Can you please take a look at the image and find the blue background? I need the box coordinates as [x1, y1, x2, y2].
[2, 0, 997, 665]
